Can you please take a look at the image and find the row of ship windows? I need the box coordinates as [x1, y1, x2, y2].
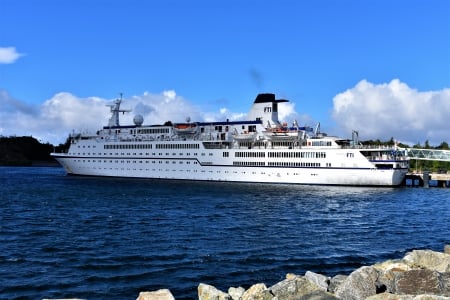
[268, 162, 321, 167]
[71, 151, 328, 161]
[233, 161, 266, 166]
[268, 152, 326, 158]
[104, 144, 152, 149]
[232, 151, 327, 158]
[310, 141, 333, 147]
[78, 145, 97, 148]
[235, 152, 265, 158]
[103, 143, 200, 150]
[71, 152, 205, 156]
[73, 159, 199, 165]
[72, 159, 329, 168]
[232, 162, 321, 167]
[76, 147, 326, 159]
[136, 128, 170, 134]
[82, 167, 307, 178]
[156, 143, 200, 149]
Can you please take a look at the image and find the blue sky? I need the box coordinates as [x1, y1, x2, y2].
[1, 0, 449, 145]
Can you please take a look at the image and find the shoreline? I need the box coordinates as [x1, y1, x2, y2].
[0, 160, 61, 167]
[134, 246, 450, 300]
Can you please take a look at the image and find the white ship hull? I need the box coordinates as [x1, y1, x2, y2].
[51, 93, 409, 186]
[52, 148, 407, 186]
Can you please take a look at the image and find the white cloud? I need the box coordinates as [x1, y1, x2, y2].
[0, 90, 234, 144]
[332, 79, 450, 145]
[0, 47, 24, 64]
[13, 82, 448, 148]
[0, 89, 320, 145]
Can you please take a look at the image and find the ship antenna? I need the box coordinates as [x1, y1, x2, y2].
[106, 93, 131, 128]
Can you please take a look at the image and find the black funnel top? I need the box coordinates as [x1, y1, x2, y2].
[253, 93, 288, 103]
[254, 93, 275, 103]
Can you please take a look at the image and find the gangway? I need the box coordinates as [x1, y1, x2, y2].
[404, 148, 450, 162]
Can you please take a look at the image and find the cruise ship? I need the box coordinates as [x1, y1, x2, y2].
[51, 93, 409, 186]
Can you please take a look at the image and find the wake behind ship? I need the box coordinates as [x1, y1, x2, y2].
[51, 93, 409, 186]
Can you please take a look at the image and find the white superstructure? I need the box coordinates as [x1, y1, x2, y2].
[51, 93, 409, 186]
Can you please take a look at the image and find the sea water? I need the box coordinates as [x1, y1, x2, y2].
[1, 166, 449, 299]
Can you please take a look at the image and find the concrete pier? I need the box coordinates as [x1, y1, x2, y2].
[403, 172, 450, 187]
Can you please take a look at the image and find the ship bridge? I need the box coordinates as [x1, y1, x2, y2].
[405, 148, 450, 162]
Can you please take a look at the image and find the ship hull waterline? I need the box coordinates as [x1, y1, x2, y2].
[53, 155, 407, 186]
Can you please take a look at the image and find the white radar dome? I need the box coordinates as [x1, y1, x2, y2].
[133, 114, 144, 126]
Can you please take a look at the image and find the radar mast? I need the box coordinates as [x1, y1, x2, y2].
[106, 93, 132, 127]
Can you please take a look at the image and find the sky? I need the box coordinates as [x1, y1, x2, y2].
[1, 0, 449, 146]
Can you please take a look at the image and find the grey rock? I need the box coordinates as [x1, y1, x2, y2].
[229, 286, 246, 300]
[269, 274, 321, 300]
[295, 290, 339, 300]
[305, 271, 330, 291]
[334, 266, 379, 300]
[241, 283, 272, 300]
[367, 293, 450, 300]
[393, 269, 445, 296]
[403, 250, 450, 273]
[442, 272, 450, 296]
[445, 245, 450, 255]
[198, 283, 232, 300]
[136, 289, 175, 300]
[328, 275, 348, 294]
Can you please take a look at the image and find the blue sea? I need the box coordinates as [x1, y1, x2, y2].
[1, 166, 449, 299]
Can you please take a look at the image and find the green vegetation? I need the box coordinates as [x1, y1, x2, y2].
[0, 136, 68, 166]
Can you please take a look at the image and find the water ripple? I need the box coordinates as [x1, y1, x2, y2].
[1, 167, 449, 299]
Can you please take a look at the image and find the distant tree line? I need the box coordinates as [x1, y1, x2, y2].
[0, 136, 69, 166]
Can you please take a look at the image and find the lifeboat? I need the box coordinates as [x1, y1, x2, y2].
[232, 131, 257, 142]
[263, 126, 300, 141]
[173, 123, 198, 134]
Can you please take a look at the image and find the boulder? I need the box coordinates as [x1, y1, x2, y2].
[373, 259, 413, 293]
[198, 283, 232, 300]
[393, 269, 446, 296]
[305, 271, 330, 291]
[412, 295, 450, 300]
[269, 273, 322, 300]
[241, 283, 272, 300]
[442, 272, 450, 295]
[228, 286, 246, 300]
[373, 260, 412, 273]
[444, 245, 450, 255]
[136, 289, 175, 300]
[328, 275, 348, 294]
[367, 292, 450, 300]
[295, 289, 339, 300]
[403, 250, 450, 272]
[334, 266, 379, 300]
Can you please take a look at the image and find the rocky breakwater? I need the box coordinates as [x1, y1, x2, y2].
[137, 246, 450, 300]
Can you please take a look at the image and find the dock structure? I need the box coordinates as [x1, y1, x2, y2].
[405, 148, 450, 162]
[401, 148, 450, 187]
[404, 172, 450, 188]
